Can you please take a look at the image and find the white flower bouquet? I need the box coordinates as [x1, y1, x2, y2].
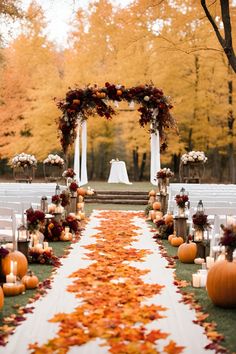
[181, 151, 207, 164]
[43, 154, 64, 167]
[11, 153, 37, 168]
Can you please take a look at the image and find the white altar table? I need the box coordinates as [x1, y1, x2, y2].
[108, 160, 132, 184]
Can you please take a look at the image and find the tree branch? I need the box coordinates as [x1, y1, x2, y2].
[200, 0, 225, 48]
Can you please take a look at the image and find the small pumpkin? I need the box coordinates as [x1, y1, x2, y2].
[171, 236, 184, 247]
[206, 260, 236, 308]
[168, 234, 175, 244]
[48, 203, 56, 213]
[116, 89, 123, 96]
[152, 202, 161, 211]
[1, 251, 28, 278]
[177, 240, 197, 263]
[164, 213, 174, 225]
[60, 230, 73, 241]
[77, 188, 86, 197]
[3, 283, 21, 296]
[148, 190, 156, 197]
[0, 287, 4, 309]
[22, 271, 39, 289]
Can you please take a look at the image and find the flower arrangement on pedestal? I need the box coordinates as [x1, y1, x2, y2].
[62, 168, 76, 179]
[156, 168, 174, 194]
[175, 194, 189, 208]
[43, 154, 64, 167]
[11, 153, 37, 168]
[69, 181, 78, 196]
[181, 151, 207, 164]
[156, 168, 174, 179]
[192, 212, 210, 243]
[26, 208, 45, 233]
[220, 224, 236, 261]
[60, 190, 70, 207]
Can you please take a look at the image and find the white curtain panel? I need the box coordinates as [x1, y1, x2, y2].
[73, 123, 80, 184]
[80, 120, 88, 186]
[150, 131, 160, 185]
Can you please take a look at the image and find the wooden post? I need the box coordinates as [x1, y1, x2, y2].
[174, 216, 188, 240]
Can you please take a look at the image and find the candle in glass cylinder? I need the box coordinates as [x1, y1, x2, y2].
[43, 242, 49, 249]
[198, 269, 207, 287]
[192, 273, 201, 288]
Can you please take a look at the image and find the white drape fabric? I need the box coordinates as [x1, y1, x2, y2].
[80, 120, 88, 186]
[150, 131, 160, 185]
[73, 120, 88, 186]
[0, 211, 213, 354]
[73, 123, 80, 184]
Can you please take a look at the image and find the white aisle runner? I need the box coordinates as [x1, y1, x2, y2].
[0, 211, 213, 354]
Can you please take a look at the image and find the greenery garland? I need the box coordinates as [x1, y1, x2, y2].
[57, 83, 177, 153]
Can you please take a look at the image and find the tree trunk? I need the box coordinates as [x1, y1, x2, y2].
[89, 145, 95, 180]
[139, 152, 146, 181]
[133, 147, 139, 181]
[227, 65, 235, 183]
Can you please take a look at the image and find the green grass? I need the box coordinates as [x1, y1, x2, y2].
[161, 239, 236, 353]
[84, 181, 154, 191]
[85, 203, 144, 215]
[0, 240, 71, 324]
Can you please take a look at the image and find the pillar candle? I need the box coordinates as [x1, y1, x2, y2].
[192, 273, 201, 288]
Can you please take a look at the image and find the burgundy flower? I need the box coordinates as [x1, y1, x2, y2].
[52, 195, 61, 204]
[69, 182, 78, 192]
[175, 194, 189, 208]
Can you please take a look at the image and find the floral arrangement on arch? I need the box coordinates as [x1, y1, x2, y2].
[175, 194, 189, 208]
[156, 168, 174, 179]
[62, 168, 76, 178]
[181, 151, 207, 165]
[26, 208, 45, 232]
[11, 153, 37, 168]
[43, 154, 64, 167]
[57, 83, 176, 153]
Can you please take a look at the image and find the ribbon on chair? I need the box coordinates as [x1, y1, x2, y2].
[73, 118, 88, 186]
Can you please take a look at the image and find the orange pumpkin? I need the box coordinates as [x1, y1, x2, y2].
[77, 188, 86, 197]
[168, 234, 175, 243]
[2, 251, 28, 278]
[206, 260, 236, 308]
[149, 190, 156, 197]
[3, 283, 21, 296]
[177, 241, 197, 263]
[153, 202, 161, 211]
[116, 89, 123, 96]
[164, 213, 174, 225]
[171, 236, 184, 247]
[0, 287, 4, 309]
[22, 271, 39, 289]
[60, 231, 73, 241]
